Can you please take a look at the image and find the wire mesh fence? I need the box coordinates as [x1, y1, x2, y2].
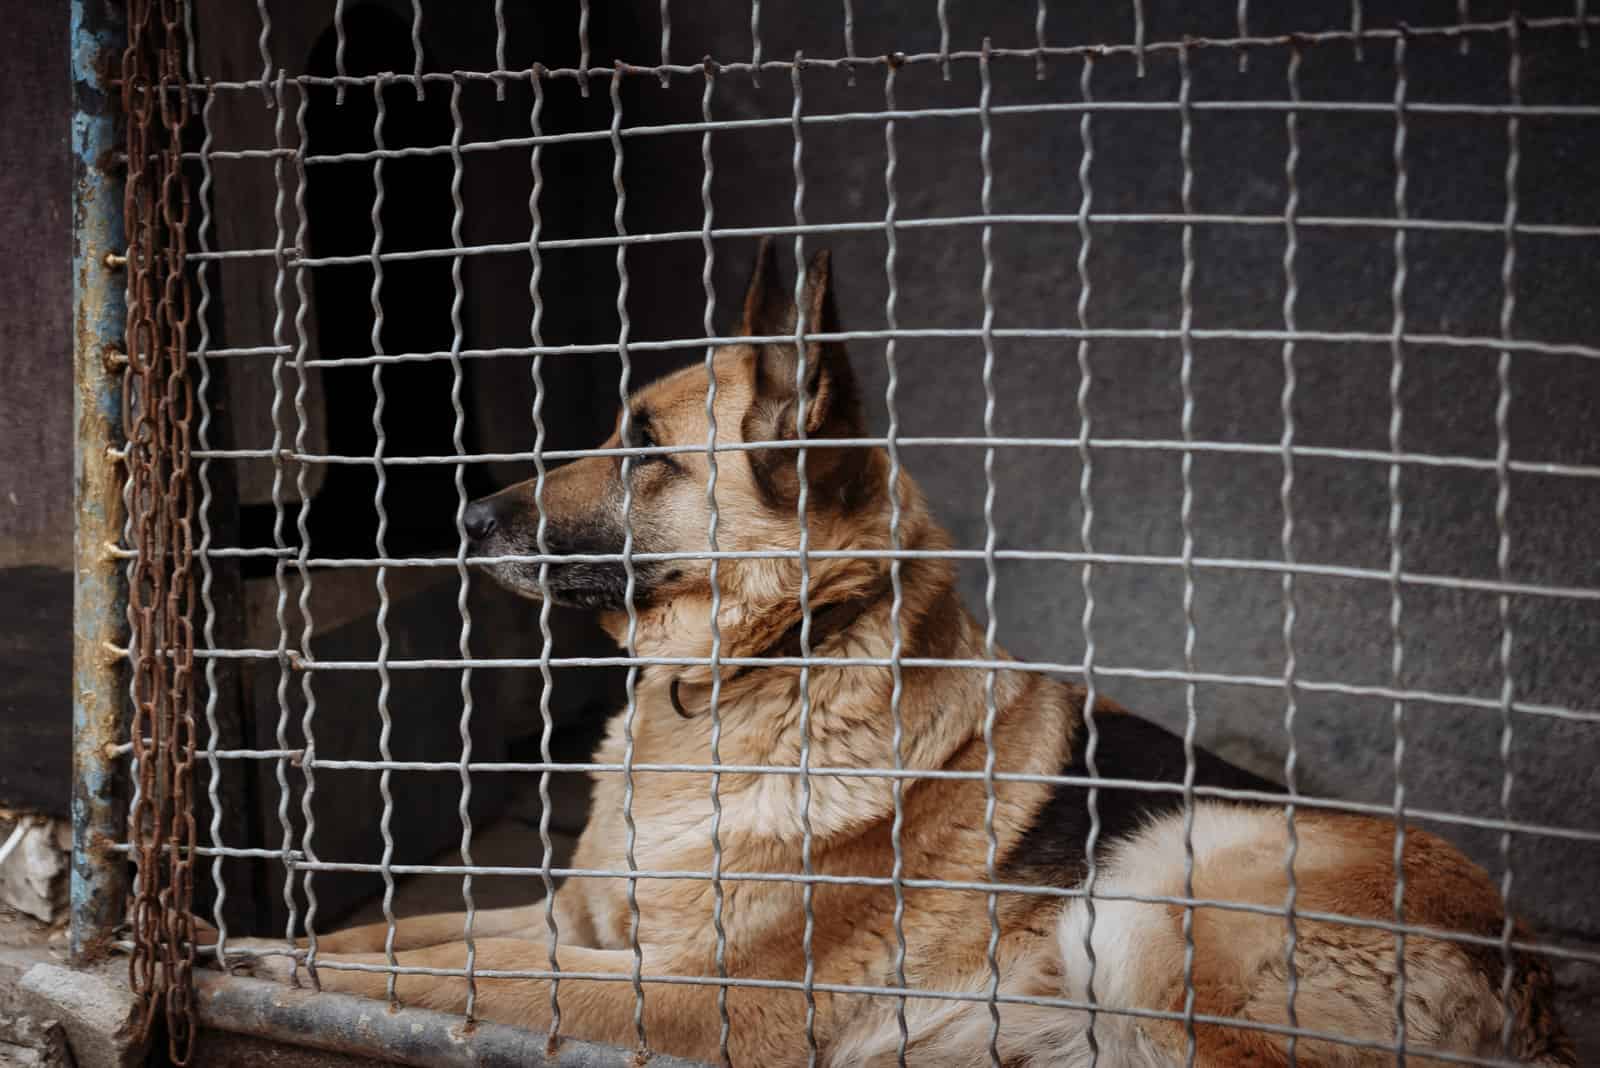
[89, 1, 1600, 1065]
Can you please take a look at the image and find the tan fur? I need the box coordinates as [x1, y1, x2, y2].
[227, 243, 1572, 1068]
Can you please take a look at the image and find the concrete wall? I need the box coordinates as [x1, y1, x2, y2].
[0, 0, 73, 816]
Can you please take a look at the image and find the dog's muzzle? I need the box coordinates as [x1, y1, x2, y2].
[461, 487, 652, 611]
[463, 497, 499, 543]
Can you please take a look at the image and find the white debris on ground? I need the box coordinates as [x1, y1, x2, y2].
[0, 811, 77, 1068]
[0, 1011, 72, 1067]
[0, 814, 69, 927]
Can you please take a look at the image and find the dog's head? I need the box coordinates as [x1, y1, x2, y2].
[465, 239, 883, 622]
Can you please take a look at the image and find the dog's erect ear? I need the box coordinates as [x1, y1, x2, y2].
[741, 246, 866, 504]
[739, 236, 791, 338]
[747, 248, 860, 439]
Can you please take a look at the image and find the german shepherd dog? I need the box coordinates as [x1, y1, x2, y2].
[236, 240, 1573, 1067]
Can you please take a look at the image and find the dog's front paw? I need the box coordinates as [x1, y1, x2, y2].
[213, 936, 305, 986]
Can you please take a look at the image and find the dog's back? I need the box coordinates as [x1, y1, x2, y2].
[824, 689, 1573, 1068]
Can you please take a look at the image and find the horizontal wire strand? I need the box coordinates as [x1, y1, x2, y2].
[131, 11, 1600, 93]
[184, 209, 1600, 266]
[173, 324, 1600, 368]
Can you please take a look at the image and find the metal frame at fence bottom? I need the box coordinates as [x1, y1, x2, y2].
[196, 973, 711, 1068]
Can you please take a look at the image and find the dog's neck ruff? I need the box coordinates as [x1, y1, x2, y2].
[669, 574, 894, 719]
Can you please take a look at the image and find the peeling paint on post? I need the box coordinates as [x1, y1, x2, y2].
[70, 0, 130, 965]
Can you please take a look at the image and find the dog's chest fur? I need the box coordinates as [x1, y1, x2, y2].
[561, 663, 1072, 958]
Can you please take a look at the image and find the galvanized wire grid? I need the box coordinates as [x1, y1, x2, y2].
[113, 4, 1600, 1068]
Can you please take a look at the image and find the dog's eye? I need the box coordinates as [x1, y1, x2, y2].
[627, 420, 671, 467]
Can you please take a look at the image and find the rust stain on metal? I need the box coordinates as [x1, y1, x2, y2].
[115, 0, 201, 1056]
[68, 0, 137, 984]
[70, 27, 131, 960]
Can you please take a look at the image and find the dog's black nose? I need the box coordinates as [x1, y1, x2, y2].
[463, 499, 498, 541]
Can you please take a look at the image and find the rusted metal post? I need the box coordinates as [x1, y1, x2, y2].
[70, 0, 130, 965]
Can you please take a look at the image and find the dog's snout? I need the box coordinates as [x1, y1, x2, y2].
[463, 498, 498, 542]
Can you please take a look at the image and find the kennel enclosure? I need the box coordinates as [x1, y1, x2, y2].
[69, 0, 1600, 1064]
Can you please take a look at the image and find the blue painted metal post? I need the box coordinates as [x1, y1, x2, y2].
[70, 0, 130, 965]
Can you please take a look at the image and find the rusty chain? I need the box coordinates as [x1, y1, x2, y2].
[121, 0, 198, 1061]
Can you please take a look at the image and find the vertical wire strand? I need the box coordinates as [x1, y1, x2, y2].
[290, 80, 323, 989]
[493, 0, 507, 100]
[334, 0, 348, 103]
[750, 0, 761, 85]
[1495, 13, 1521, 1058]
[881, 57, 912, 1068]
[190, 78, 229, 968]
[1074, 52, 1103, 1068]
[1176, 42, 1201, 1068]
[1459, 1, 1472, 54]
[526, 64, 563, 1044]
[842, 0, 857, 83]
[1278, 43, 1303, 1068]
[267, 71, 300, 981]
[1353, 0, 1366, 61]
[369, 74, 400, 1007]
[609, 65, 649, 1056]
[938, 0, 952, 79]
[977, 40, 1004, 1068]
[446, 75, 478, 1022]
[1035, 1, 1048, 78]
[578, 0, 591, 96]
[1132, 0, 1147, 76]
[659, 0, 671, 86]
[1237, 0, 1251, 71]
[1580, 0, 1591, 48]
[255, 0, 273, 104]
[790, 57, 820, 1067]
[409, 0, 424, 100]
[698, 62, 733, 1067]
[1388, 32, 1411, 1066]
